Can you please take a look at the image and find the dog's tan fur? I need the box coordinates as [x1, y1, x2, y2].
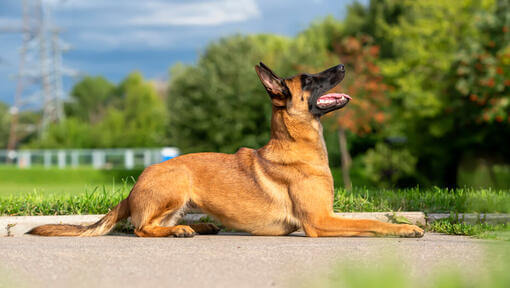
[28, 64, 424, 238]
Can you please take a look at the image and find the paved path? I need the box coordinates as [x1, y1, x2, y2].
[0, 233, 505, 288]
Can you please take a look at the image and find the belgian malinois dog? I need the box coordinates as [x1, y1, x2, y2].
[29, 63, 424, 238]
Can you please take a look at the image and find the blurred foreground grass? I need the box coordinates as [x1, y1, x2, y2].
[299, 248, 510, 288]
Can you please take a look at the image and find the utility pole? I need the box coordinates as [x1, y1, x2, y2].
[1, 0, 71, 155]
[7, 0, 30, 153]
[38, 0, 55, 135]
[51, 28, 66, 122]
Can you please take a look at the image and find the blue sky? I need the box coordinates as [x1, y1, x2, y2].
[0, 0, 366, 106]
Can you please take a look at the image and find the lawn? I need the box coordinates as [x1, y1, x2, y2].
[0, 166, 140, 197]
[1, 166, 510, 238]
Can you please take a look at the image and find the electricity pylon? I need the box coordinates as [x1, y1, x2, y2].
[1, 0, 72, 153]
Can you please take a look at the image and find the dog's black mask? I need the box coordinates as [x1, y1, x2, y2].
[301, 64, 349, 117]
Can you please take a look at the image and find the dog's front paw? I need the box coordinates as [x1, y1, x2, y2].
[396, 224, 424, 238]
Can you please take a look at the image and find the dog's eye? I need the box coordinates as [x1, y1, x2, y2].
[304, 77, 312, 86]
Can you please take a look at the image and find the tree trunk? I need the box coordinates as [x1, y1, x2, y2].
[338, 127, 352, 190]
[444, 152, 460, 189]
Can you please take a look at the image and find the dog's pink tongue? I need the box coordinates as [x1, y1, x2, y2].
[322, 93, 352, 100]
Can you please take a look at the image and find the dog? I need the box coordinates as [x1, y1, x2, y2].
[28, 63, 424, 238]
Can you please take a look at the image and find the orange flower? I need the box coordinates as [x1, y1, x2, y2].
[369, 46, 380, 57]
[495, 115, 503, 122]
[486, 78, 495, 87]
[374, 112, 385, 124]
[470, 94, 478, 101]
[503, 26, 509, 33]
[496, 67, 503, 74]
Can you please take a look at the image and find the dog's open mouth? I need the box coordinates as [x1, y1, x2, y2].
[316, 93, 351, 109]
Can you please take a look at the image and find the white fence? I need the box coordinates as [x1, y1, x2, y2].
[0, 147, 180, 169]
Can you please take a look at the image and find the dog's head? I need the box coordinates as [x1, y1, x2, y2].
[255, 62, 350, 118]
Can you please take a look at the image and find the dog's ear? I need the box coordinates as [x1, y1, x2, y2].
[255, 62, 287, 107]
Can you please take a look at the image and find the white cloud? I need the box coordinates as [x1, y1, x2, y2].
[129, 0, 260, 26]
[49, 0, 260, 49]
[47, 0, 260, 27]
[78, 30, 179, 50]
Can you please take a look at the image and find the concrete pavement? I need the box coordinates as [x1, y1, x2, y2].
[1, 212, 427, 237]
[0, 232, 506, 288]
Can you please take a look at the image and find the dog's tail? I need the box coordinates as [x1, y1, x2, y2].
[27, 198, 130, 237]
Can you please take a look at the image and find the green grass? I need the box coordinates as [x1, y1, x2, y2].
[428, 219, 510, 240]
[1, 186, 509, 216]
[0, 184, 130, 216]
[0, 166, 140, 197]
[334, 187, 510, 213]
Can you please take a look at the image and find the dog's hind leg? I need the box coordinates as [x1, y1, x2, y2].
[135, 224, 196, 237]
[133, 204, 198, 237]
[129, 164, 197, 238]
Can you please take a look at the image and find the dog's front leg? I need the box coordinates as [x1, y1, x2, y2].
[289, 183, 424, 238]
[301, 213, 424, 238]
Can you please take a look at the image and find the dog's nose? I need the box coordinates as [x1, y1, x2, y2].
[338, 64, 345, 72]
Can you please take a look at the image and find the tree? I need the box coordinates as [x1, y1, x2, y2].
[330, 36, 391, 189]
[25, 118, 94, 149]
[341, 0, 498, 186]
[98, 72, 167, 147]
[66, 76, 115, 124]
[440, 0, 510, 185]
[167, 35, 291, 153]
[29, 72, 167, 148]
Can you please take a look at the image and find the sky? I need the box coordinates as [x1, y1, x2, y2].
[0, 0, 367, 106]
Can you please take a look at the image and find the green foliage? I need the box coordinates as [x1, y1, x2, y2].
[339, 0, 510, 187]
[25, 118, 93, 149]
[362, 142, 417, 187]
[98, 72, 167, 147]
[29, 72, 167, 148]
[167, 35, 291, 153]
[66, 76, 115, 123]
[0, 102, 10, 148]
